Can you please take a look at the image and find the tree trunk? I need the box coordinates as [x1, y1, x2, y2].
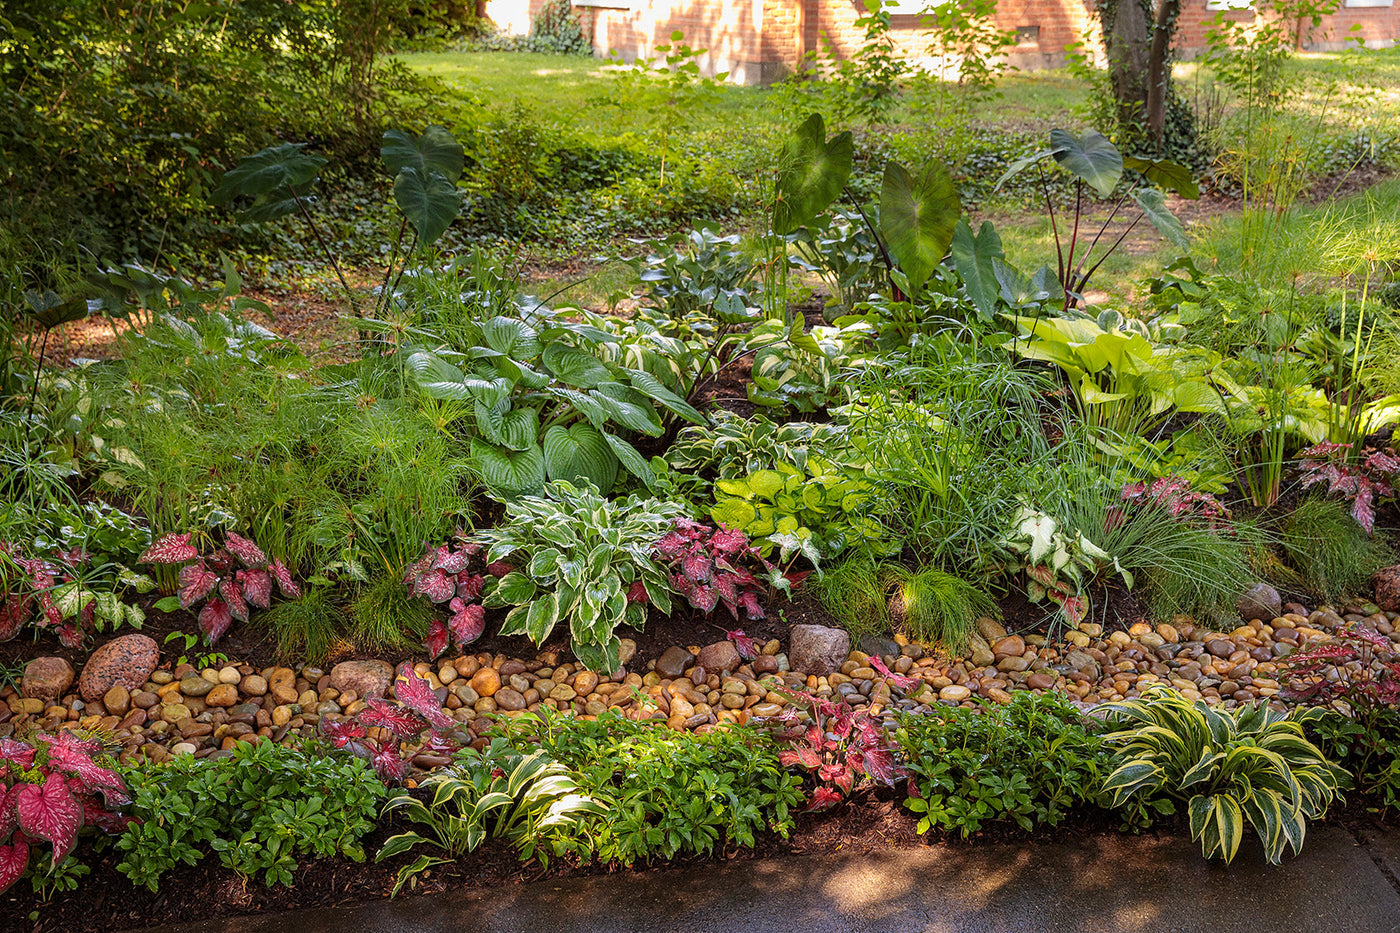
[1145, 0, 1181, 149]
[1101, 0, 1153, 130]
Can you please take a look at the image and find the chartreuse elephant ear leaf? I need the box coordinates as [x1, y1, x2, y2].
[773, 113, 854, 235]
[879, 159, 961, 294]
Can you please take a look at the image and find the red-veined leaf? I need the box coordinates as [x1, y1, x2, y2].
[82, 800, 134, 834]
[802, 787, 844, 813]
[681, 552, 712, 584]
[0, 739, 34, 770]
[403, 550, 435, 585]
[863, 747, 902, 786]
[654, 531, 688, 558]
[239, 568, 273, 609]
[413, 568, 456, 603]
[447, 601, 485, 647]
[455, 573, 485, 600]
[358, 697, 426, 739]
[710, 527, 749, 555]
[739, 590, 763, 620]
[177, 563, 219, 608]
[370, 745, 412, 784]
[714, 575, 740, 616]
[432, 545, 470, 575]
[15, 773, 83, 866]
[778, 746, 822, 770]
[320, 718, 367, 748]
[219, 579, 249, 623]
[868, 655, 917, 691]
[393, 663, 454, 732]
[690, 583, 718, 613]
[0, 839, 28, 895]
[199, 598, 234, 643]
[783, 569, 812, 589]
[57, 623, 81, 648]
[138, 532, 198, 565]
[626, 581, 649, 604]
[485, 561, 514, 577]
[830, 766, 854, 795]
[268, 559, 300, 598]
[0, 785, 19, 839]
[224, 532, 266, 567]
[424, 618, 450, 660]
[726, 629, 758, 661]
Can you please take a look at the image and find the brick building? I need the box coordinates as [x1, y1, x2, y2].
[484, 0, 1400, 84]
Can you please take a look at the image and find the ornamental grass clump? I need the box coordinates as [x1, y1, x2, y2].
[1100, 685, 1347, 864]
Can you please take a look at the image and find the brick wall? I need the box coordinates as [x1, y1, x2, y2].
[481, 0, 1400, 84]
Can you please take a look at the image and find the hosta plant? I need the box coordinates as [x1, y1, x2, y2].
[1100, 685, 1348, 865]
[759, 691, 905, 813]
[402, 535, 493, 659]
[653, 519, 796, 621]
[991, 507, 1125, 625]
[0, 733, 132, 896]
[140, 532, 299, 643]
[1296, 441, 1400, 535]
[0, 543, 153, 647]
[377, 745, 605, 893]
[322, 663, 464, 784]
[477, 481, 689, 673]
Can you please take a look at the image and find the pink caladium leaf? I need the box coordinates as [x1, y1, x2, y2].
[319, 718, 368, 749]
[802, 786, 844, 814]
[403, 550, 436, 585]
[0, 738, 35, 770]
[219, 579, 249, 623]
[0, 785, 20, 839]
[421, 731, 460, 757]
[44, 742, 129, 808]
[654, 531, 688, 559]
[626, 581, 649, 605]
[82, 800, 134, 834]
[862, 747, 902, 786]
[268, 559, 300, 599]
[739, 590, 763, 620]
[413, 568, 456, 603]
[370, 745, 412, 784]
[224, 532, 267, 568]
[199, 598, 234, 643]
[177, 562, 219, 608]
[710, 526, 750, 556]
[0, 838, 28, 896]
[714, 574, 740, 616]
[432, 545, 471, 575]
[424, 618, 450, 661]
[447, 601, 485, 647]
[240, 568, 273, 610]
[485, 560, 514, 578]
[358, 697, 426, 739]
[139, 532, 198, 565]
[0, 595, 27, 641]
[393, 663, 454, 733]
[455, 573, 485, 601]
[681, 552, 712, 584]
[57, 623, 81, 649]
[16, 773, 83, 866]
[726, 629, 758, 661]
[689, 583, 718, 614]
[778, 746, 822, 770]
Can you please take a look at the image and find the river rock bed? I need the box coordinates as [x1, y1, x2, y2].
[3, 601, 1398, 771]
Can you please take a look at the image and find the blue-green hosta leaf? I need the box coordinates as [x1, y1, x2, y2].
[543, 344, 611, 389]
[879, 159, 961, 293]
[624, 368, 706, 425]
[773, 113, 854, 235]
[394, 166, 460, 248]
[542, 422, 618, 492]
[406, 350, 470, 399]
[381, 126, 465, 183]
[1049, 129, 1123, 198]
[471, 438, 545, 499]
[1132, 188, 1189, 252]
[482, 317, 541, 359]
[474, 403, 538, 451]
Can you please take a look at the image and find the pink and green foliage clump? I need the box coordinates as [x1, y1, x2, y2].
[653, 520, 775, 621]
[401, 536, 495, 660]
[760, 691, 905, 813]
[140, 532, 299, 644]
[1116, 476, 1232, 530]
[321, 663, 465, 784]
[1296, 442, 1400, 534]
[0, 733, 132, 895]
[0, 544, 151, 648]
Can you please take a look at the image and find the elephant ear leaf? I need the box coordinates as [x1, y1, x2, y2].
[394, 166, 460, 248]
[773, 113, 854, 234]
[381, 126, 465, 183]
[210, 142, 326, 220]
[1133, 188, 1189, 252]
[1049, 129, 1123, 198]
[1123, 155, 1199, 199]
[879, 159, 961, 293]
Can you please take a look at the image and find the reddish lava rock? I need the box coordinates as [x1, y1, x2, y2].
[78, 633, 159, 701]
[1374, 565, 1400, 613]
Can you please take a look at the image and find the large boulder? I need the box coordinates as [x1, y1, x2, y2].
[789, 624, 851, 676]
[78, 634, 159, 702]
[1237, 582, 1282, 624]
[21, 657, 74, 702]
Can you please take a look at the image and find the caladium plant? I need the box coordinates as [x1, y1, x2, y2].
[322, 663, 464, 784]
[758, 691, 905, 813]
[402, 536, 493, 660]
[1113, 476, 1232, 531]
[0, 543, 154, 647]
[139, 532, 299, 644]
[0, 733, 132, 895]
[652, 519, 778, 621]
[1296, 442, 1400, 535]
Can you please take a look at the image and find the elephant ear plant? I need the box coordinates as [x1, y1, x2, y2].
[1100, 685, 1348, 864]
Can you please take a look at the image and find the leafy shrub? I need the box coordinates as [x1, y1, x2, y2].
[1100, 685, 1347, 864]
[478, 481, 689, 672]
[378, 745, 605, 891]
[115, 741, 385, 891]
[896, 691, 1116, 837]
[495, 710, 804, 865]
[1280, 497, 1395, 604]
[1284, 623, 1400, 812]
[1, 733, 132, 897]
